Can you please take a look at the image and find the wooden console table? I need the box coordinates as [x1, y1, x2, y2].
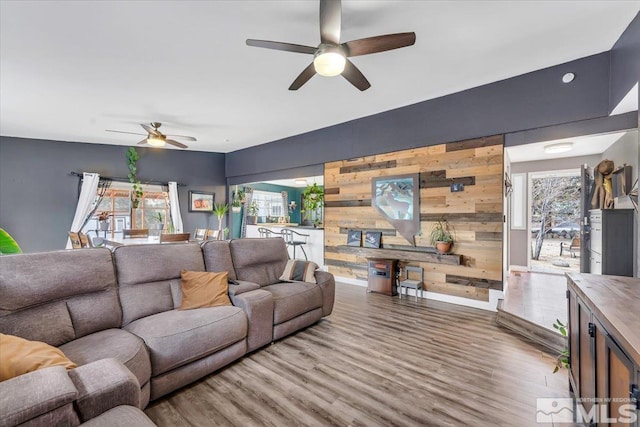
[567, 273, 640, 424]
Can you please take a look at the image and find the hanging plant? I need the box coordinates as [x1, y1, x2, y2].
[126, 147, 143, 208]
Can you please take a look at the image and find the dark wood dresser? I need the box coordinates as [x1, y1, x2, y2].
[567, 273, 640, 426]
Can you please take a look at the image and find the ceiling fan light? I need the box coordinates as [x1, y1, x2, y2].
[544, 142, 573, 154]
[147, 136, 165, 147]
[314, 52, 346, 77]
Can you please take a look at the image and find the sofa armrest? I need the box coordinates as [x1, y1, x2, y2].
[67, 358, 141, 423]
[0, 366, 79, 427]
[228, 280, 261, 296]
[230, 289, 274, 352]
[314, 270, 335, 317]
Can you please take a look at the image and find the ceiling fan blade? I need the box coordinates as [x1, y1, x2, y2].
[105, 129, 147, 136]
[342, 32, 416, 57]
[289, 63, 317, 91]
[137, 139, 148, 145]
[140, 123, 161, 136]
[246, 39, 316, 54]
[341, 59, 371, 91]
[320, 0, 341, 44]
[165, 134, 197, 141]
[165, 139, 188, 149]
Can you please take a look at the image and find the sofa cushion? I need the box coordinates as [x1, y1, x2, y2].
[179, 270, 231, 310]
[124, 306, 247, 376]
[113, 244, 205, 325]
[80, 405, 156, 427]
[59, 329, 151, 389]
[261, 282, 323, 324]
[201, 240, 237, 280]
[0, 248, 121, 345]
[0, 333, 77, 381]
[279, 260, 318, 283]
[0, 301, 75, 347]
[229, 238, 289, 286]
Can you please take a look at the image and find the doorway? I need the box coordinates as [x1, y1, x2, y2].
[529, 170, 581, 275]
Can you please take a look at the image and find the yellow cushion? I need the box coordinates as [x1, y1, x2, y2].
[0, 333, 77, 381]
[179, 270, 232, 310]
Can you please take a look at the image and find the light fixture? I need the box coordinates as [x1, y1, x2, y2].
[562, 72, 575, 84]
[295, 179, 307, 185]
[544, 142, 573, 154]
[313, 45, 346, 77]
[147, 135, 165, 147]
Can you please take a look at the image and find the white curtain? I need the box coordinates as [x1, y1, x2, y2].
[66, 173, 100, 248]
[168, 182, 184, 233]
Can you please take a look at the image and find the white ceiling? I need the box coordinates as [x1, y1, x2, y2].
[1, 1, 638, 153]
[256, 176, 324, 188]
[507, 130, 634, 163]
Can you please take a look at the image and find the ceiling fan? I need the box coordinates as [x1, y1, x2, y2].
[105, 122, 196, 149]
[246, 0, 416, 91]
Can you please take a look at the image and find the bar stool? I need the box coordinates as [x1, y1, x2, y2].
[398, 266, 424, 300]
[280, 228, 309, 260]
[257, 227, 278, 238]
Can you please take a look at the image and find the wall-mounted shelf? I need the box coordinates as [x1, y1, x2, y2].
[333, 245, 462, 266]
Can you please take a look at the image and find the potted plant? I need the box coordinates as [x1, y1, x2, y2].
[301, 183, 324, 226]
[246, 201, 259, 225]
[97, 211, 112, 230]
[213, 202, 228, 238]
[153, 212, 164, 230]
[429, 218, 453, 254]
[231, 195, 242, 213]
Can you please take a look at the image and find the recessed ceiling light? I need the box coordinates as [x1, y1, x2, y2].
[562, 72, 575, 84]
[294, 179, 307, 185]
[544, 142, 573, 154]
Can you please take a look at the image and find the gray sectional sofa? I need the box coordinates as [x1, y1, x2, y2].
[0, 237, 334, 426]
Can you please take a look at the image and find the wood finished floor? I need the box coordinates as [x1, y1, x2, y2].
[501, 272, 568, 331]
[145, 283, 573, 427]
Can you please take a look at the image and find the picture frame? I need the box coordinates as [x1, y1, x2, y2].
[364, 231, 382, 249]
[188, 191, 214, 212]
[346, 230, 362, 246]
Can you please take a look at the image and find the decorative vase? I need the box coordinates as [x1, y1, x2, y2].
[231, 206, 242, 213]
[246, 215, 257, 225]
[99, 221, 109, 231]
[436, 241, 452, 254]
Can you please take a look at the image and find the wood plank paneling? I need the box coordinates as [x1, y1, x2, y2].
[324, 136, 505, 298]
[339, 160, 397, 174]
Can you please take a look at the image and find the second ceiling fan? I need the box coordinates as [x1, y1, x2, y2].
[246, 0, 416, 91]
[106, 122, 196, 149]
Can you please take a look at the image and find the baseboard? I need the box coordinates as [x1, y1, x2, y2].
[334, 275, 503, 312]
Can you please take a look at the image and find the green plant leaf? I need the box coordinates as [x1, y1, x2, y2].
[0, 228, 22, 254]
[553, 366, 559, 374]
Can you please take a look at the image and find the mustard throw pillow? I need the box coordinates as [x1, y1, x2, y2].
[279, 260, 318, 283]
[0, 333, 77, 381]
[179, 270, 232, 310]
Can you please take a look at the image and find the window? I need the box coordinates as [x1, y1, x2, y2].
[82, 184, 169, 237]
[252, 190, 284, 219]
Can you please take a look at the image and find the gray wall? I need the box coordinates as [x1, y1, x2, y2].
[600, 130, 639, 185]
[0, 137, 225, 252]
[610, 13, 640, 113]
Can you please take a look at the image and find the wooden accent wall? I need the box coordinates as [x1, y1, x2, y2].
[324, 135, 504, 302]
